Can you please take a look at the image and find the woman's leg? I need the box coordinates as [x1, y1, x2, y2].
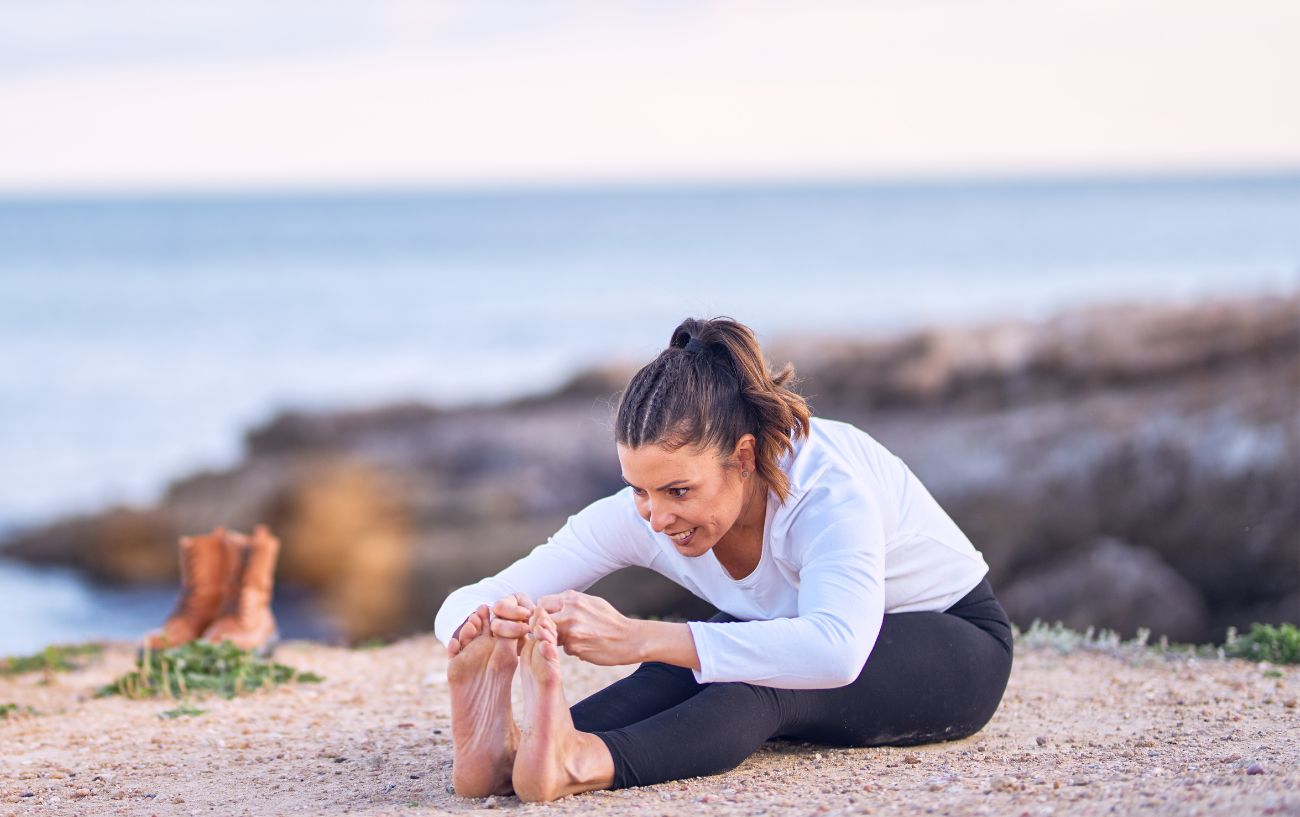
[589, 580, 1013, 789]
[778, 601, 1012, 747]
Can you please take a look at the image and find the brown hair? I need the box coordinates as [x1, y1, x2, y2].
[615, 317, 811, 503]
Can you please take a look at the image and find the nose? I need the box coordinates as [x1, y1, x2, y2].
[646, 502, 675, 533]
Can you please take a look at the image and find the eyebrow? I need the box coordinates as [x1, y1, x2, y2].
[621, 476, 689, 492]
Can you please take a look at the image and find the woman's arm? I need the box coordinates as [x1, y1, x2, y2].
[633, 619, 701, 669]
[433, 490, 651, 646]
[685, 485, 887, 689]
[531, 590, 702, 669]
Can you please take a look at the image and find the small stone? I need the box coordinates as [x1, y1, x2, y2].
[483, 795, 499, 808]
[1036, 736, 1048, 746]
[72, 789, 90, 799]
[1246, 764, 1265, 776]
[445, 785, 455, 795]
[903, 753, 921, 764]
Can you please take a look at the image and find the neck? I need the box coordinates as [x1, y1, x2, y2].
[734, 475, 768, 533]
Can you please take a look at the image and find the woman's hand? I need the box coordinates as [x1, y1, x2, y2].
[487, 592, 535, 640]
[536, 590, 640, 666]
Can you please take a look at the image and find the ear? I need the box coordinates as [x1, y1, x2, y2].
[731, 434, 757, 473]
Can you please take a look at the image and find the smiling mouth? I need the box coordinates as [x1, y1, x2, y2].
[670, 527, 698, 543]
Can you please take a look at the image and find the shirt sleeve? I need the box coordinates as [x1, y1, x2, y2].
[433, 489, 650, 646]
[686, 477, 887, 689]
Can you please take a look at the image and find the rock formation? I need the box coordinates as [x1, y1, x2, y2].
[3, 295, 1296, 643]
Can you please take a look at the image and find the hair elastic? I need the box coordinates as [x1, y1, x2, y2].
[684, 336, 708, 353]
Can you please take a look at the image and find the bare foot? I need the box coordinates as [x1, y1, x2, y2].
[448, 605, 520, 797]
[513, 606, 616, 802]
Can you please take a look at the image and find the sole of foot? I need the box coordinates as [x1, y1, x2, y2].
[448, 605, 520, 798]
[513, 607, 613, 802]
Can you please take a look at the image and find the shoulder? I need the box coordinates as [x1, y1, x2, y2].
[779, 416, 881, 505]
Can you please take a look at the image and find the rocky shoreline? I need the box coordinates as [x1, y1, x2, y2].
[3, 295, 1297, 644]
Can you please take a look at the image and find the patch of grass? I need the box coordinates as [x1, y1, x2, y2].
[159, 703, 206, 719]
[0, 643, 103, 676]
[96, 640, 323, 701]
[1014, 620, 1223, 661]
[1, 702, 37, 719]
[1224, 623, 1300, 664]
[1015, 619, 1300, 664]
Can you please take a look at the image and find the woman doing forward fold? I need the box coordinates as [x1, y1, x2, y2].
[434, 316, 1014, 802]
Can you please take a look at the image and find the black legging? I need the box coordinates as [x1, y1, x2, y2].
[570, 576, 1013, 789]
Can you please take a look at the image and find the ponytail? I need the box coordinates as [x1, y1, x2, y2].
[615, 317, 811, 503]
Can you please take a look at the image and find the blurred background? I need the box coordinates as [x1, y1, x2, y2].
[1, 0, 1297, 654]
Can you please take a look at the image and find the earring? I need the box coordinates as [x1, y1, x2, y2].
[741, 470, 750, 479]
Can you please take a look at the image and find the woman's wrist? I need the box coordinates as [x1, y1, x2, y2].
[633, 619, 700, 670]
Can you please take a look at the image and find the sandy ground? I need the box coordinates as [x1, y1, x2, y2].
[1, 636, 1296, 817]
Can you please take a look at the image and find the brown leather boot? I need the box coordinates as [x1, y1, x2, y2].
[144, 527, 230, 651]
[202, 524, 281, 655]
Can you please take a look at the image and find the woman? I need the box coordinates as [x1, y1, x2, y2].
[433, 317, 1013, 802]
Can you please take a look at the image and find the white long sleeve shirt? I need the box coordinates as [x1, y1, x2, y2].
[433, 416, 989, 689]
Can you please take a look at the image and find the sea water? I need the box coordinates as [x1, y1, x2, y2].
[1, 174, 1297, 652]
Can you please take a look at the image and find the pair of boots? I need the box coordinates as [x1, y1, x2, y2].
[144, 524, 280, 655]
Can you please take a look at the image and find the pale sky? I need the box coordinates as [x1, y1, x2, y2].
[1, 0, 1298, 192]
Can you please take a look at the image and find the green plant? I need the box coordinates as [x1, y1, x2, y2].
[1224, 623, 1300, 665]
[96, 640, 323, 701]
[1013, 620, 1223, 661]
[159, 703, 207, 719]
[0, 644, 103, 675]
[0, 702, 36, 719]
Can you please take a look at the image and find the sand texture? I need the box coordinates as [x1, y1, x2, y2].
[1, 637, 1296, 816]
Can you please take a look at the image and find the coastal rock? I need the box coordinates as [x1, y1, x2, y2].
[998, 538, 1209, 641]
[1, 295, 1296, 643]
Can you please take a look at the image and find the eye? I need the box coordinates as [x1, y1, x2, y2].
[631, 487, 647, 498]
[667, 487, 689, 499]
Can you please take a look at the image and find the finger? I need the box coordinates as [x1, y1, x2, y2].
[447, 637, 461, 657]
[491, 618, 530, 639]
[538, 594, 565, 613]
[512, 592, 535, 610]
[492, 596, 531, 621]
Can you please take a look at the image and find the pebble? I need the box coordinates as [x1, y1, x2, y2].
[1036, 736, 1048, 746]
[903, 754, 921, 764]
[71, 789, 89, 799]
[483, 795, 499, 808]
[1246, 764, 1265, 776]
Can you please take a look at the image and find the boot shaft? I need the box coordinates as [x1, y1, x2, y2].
[203, 524, 280, 652]
[175, 527, 229, 610]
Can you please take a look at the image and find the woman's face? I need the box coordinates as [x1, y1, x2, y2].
[616, 435, 756, 558]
